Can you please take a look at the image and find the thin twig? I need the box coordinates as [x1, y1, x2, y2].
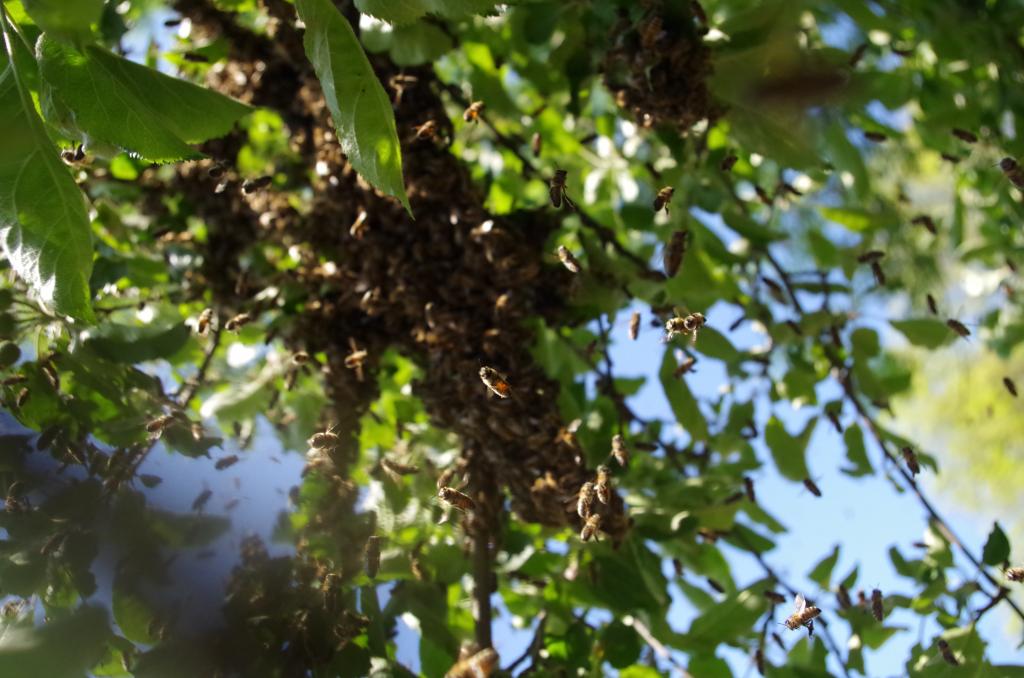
[472, 522, 493, 650]
[629, 617, 693, 678]
[504, 612, 547, 674]
[177, 326, 222, 408]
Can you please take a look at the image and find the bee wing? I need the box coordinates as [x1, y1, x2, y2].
[794, 594, 806, 612]
[562, 191, 577, 211]
[549, 186, 562, 208]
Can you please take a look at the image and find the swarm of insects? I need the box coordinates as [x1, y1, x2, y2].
[663, 229, 688, 277]
[611, 434, 629, 467]
[438, 486, 476, 512]
[224, 312, 252, 332]
[628, 311, 641, 340]
[1000, 157, 1024, 188]
[580, 513, 602, 542]
[1005, 567, 1024, 582]
[937, 639, 958, 666]
[595, 465, 612, 504]
[463, 101, 485, 123]
[577, 481, 596, 519]
[557, 245, 582, 273]
[784, 594, 821, 637]
[901, 446, 921, 475]
[665, 312, 706, 342]
[870, 588, 884, 621]
[549, 170, 576, 210]
[479, 366, 511, 398]
[653, 186, 675, 213]
[365, 536, 381, 579]
[445, 647, 498, 678]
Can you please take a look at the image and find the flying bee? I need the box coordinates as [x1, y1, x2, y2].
[139, 474, 162, 488]
[60, 144, 85, 164]
[803, 478, 822, 497]
[381, 457, 419, 481]
[413, 120, 439, 141]
[912, 215, 937, 234]
[344, 337, 368, 382]
[946, 318, 970, 338]
[674, 356, 697, 378]
[557, 245, 582, 273]
[241, 175, 273, 194]
[871, 588, 884, 621]
[224, 312, 252, 332]
[784, 594, 821, 637]
[1004, 377, 1018, 397]
[291, 351, 310, 366]
[937, 639, 958, 666]
[549, 170, 577, 210]
[665, 311, 706, 343]
[196, 308, 213, 335]
[901, 446, 920, 475]
[438, 486, 476, 512]
[857, 250, 885, 263]
[999, 157, 1024, 188]
[365, 536, 381, 579]
[580, 513, 602, 542]
[445, 647, 498, 678]
[215, 455, 239, 470]
[864, 130, 887, 142]
[1005, 567, 1024, 582]
[653, 186, 675, 213]
[836, 584, 852, 609]
[531, 132, 542, 158]
[754, 185, 772, 206]
[577, 481, 596, 519]
[628, 311, 640, 340]
[744, 477, 756, 503]
[871, 261, 885, 286]
[611, 434, 629, 467]
[307, 428, 340, 451]
[721, 153, 738, 172]
[926, 294, 938, 315]
[191, 488, 213, 512]
[951, 128, 978, 143]
[754, 647, 764, 676]
[663, 229, 688, 277]
[463, 101, 485, 123]
[595, 465, 611, 504]
[848, 42, 868, 67]
[479, 366, 511, 398]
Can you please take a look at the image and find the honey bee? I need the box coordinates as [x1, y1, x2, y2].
[754, 185, 772, 206]
[463, 101, 485, 123]
[836, 584, 852, 609]
[350, 210, 369, 239]
[413, 120, 439, 141]
[744, 477, 756, 503]
[926, 294, 938, 315]
[754, 647, 764, 675]
[381, 457, 419, 479]
[479, 366, 511, 398]
[941, 152, 961, 164]
[577, 481, 596, 519]
[628, 311, 640, 341]
[196, 308, 213, 335]
[241, 175, 273, 194]
[208, 163, 225, 179]
[946, 318, 970, 338]
[803, 478, 822, 497]
[307, 428, 340, 451]
[900, 446, 920, 475]
[863, 131, 887, 142]
[611, 434, 629, 467]
[721, 153, 738, 172]
[674, 356, 697, 378]
[1005, 567, 1024, 582]
[291, 351, 310, 366]
[870, 588, 884, 621]
[557, 245, 582, 273]
[595, 465, 611, 504]
[365, 536, 381, 578]
[191, 488, 212, 512]
[999, 157, 1024, 188]
[871, 261, 886, 286]
[531, 132, 542, 158]
[665, 312, 706, 342]
[951, 128, 978, 143]
[224, 312, 252, 332]
[763, 590, 785, 605]
[937, 639, 958, 666]
[60, 144, 85, 164]
[848, 42, 868, 67]
[139, 474, 162, 488]
[445, 647, 498, 678]
[653, 186, 675, 213]
[146, 414, 175, 433]
[784, 594, 821, 637]
[580, 513, 602, 542]
[663, 229, 688, 277]
[549, 170, 576, 210]
[857, 250, 885, 263]
[438, 486, 476, 511]
[912, 215, 937, 234]
[1004, 377, 1018, 397]
[215, 455, 239, 470]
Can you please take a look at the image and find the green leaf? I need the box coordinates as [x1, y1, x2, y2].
[764, 416, 812, 482]
[21, 0, 103, 43]
[295, 0, 411, 213]
[111, 572, 158, 644]
[84, 323, 191, 364]
[807, 544, 840, 587]
[37, 36, 252, 162]
[659, 349, 708, 440]
[818, 206, 877, 232]
[687, 589, 767, 645]
[891, 318, 957, 349]
[600, 621, 642, 669]
[355, 0, 499, 25]
[389, 22, 454, 66]
[0, 605, 111, 677]
[981, 522, 1009, 566]
[0, 19, 94, 321]
[841, 424, 873, 477]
